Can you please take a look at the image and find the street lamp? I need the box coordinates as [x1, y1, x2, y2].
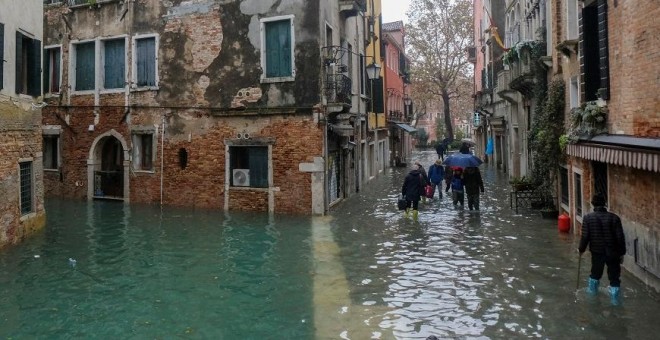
[365, 62, 381, 80]
[404, 96, 412, 106]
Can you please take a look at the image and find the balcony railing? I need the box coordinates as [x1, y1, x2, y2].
[325, 74, 352, 106]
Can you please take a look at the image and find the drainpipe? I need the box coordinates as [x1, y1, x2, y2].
[160, 114, 165, 206]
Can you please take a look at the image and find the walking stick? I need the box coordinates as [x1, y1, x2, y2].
[576, 253, 582, 290]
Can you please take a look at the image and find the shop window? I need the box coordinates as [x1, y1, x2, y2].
[229, 146, 268, 188]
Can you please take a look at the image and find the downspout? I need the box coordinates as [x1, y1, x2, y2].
[160, 114, 165, 206]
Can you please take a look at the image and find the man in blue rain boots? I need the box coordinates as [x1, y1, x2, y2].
[578, 193, 626, 305]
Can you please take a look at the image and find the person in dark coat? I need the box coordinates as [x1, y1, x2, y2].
[578, 193, 626, 304]
[427, 159, 445, 200]
[402, 164, 424, 220]
[463, 167, 484, 210]
[415, 161, 429, 203]
[443, 165, 453, 192]
[459, 142, 471, 154]
[435, 142, 446, 160]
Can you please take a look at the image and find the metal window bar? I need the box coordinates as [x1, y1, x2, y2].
[20, 162, 33, 214]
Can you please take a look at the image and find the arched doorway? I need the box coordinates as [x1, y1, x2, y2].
[87, 130, 130, 201]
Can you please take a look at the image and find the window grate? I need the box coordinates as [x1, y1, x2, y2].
[20, 162, 33, 215]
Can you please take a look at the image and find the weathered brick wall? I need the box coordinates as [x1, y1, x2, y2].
[0, 102, 46, 248]
[607, 0, 660, 137]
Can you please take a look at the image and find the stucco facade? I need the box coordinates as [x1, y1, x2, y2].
[0, 0, 46, 248]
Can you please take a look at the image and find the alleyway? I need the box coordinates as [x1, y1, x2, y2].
[322, 150, 660, 338]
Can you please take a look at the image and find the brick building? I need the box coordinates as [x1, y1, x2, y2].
[0, 0, 46, 248]
[560, 0, 660, 291]
[42, 0, 383, 215]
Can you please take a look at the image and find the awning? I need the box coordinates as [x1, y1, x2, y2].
[566, 135, 660, 172]
[394, 123, 417, 133]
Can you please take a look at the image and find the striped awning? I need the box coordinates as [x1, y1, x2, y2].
[566, 135, 660, 172]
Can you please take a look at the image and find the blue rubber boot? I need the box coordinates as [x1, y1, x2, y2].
[586, 278, 599, 295]
[609, 286, 621, 306]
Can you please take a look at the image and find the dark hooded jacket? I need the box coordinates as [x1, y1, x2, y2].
[578, 207, 626, 257]
[402, 169, 424, 202]
[462, 167, 484, 195]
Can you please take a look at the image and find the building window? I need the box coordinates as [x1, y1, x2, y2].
[260, 15, 295, 82]
[560, 167, 569, 207]
[359, 53, 365, 95]
[592, 161, 608, 205]
[19, 161, 33, 215]
[566, 0, 578, 40]
[569, 76, 579, 108]
[229, 146, 268, 188]
[134, 36, 157, 87]
[102, 38, 125, 89]
[574, 172, 583, 217]
[74, 41, 95, 91]
[16, 32, 41, 96]
[581, 1, 609, 101]
[44, 46, 61, 94]
[43, 135, 60, 170]
[131, 132, 154, 171]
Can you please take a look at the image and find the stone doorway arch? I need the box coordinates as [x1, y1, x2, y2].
[87, 129, 130, 202]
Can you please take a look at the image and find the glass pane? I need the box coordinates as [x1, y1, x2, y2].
[104, 39, 125, 89]
[249, 147, 268, 188]
[75, 42, 95, 91]
[136, 38, 156, 86]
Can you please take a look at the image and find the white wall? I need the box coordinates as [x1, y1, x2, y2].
[0, 0, 43, 96]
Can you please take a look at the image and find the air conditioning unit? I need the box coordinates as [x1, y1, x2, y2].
[232, 169, 250, 187]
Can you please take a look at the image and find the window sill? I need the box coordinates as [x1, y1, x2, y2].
[132, 169, 155, 174]
[260, 76, 295, 84]
[44, 92, 61, 98]
[230, 186, 269, 192]
[44, 168, 60, 172]
[575, 214, 583, 224]
[71, 90, 95, 96]
[100, 88, 126, 94]
[130, 86, 159, 92]
[19, 212, 37, 221]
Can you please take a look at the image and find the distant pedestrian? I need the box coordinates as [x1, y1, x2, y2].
[459, 142, 471, 154]
[435, 142, 446, 160]
[463, 167, 484, 210]
[447, 168, 464, 207]
[578, 193, 626, 305]
[427, 159, 445, 200]
[402, 164, 425, 220]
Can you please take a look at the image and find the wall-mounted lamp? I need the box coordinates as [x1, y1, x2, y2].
[404, 96, 412, 106]
[366, 62, 381, 80]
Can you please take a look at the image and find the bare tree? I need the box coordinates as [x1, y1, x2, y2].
[406, 0, 473, 141]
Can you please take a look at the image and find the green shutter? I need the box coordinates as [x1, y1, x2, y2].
[104, 39, 125, 89]
[136, 38, 155, 86]
[249, 147, 268, 188]
[0, 23, 4, 90]
[265, 20, 292, 78]
[75, 42, 95, 91]
[27, 38, 41, 97]
[372, 77, 384, 113]
[15, 32, 22, 93]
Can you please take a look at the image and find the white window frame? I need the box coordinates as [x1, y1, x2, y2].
[260, 14, 296, 83]
[573, 167, 584, 223]
[131, 127, 156, 173]
[560, 164, 569, 212]
[566, 0, 579, 40]
[44, 44, 63, 96]
[18, 158, 35, 219]
[100, 35, 128, 93]
[42, 125, 62, 171]
[131, 33, 159, 91]
[69, 38, 97, 95]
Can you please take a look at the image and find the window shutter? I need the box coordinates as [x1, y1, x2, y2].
[104, 39, 125, 89]
[137, 38, 155, 86]
[76, 42, 95, 91]
[372, 77, 384, 113]
[0, 23, 4, 90]
[265, 20, 291, 78]
[597, 0, 609, 100]
[53, 48, 61, 92]
[249, 147, 268, 188]
[15, 32, 22, 93]
[43, 48, 49, 94]
[28, 38, 41, 97]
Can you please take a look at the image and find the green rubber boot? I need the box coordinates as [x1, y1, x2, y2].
[412, 210, 419, 221]
[404, 208, 409, 218]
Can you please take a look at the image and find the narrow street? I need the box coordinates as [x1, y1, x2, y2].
[321, 150, 660, 338]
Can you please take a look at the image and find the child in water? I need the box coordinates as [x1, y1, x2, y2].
[448, 168, 465, 207]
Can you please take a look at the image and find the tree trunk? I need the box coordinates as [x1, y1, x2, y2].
[442, 90, 454, 141]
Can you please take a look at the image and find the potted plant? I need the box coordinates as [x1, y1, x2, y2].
[509, 176, 534, 191]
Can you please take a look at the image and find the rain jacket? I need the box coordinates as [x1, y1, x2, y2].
[462, 167, 484, 195]
[578, 207, 626, 257]
[427, 164, 445, 185]
[402, 169, 424, 202]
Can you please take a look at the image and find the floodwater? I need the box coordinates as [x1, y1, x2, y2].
[1, 150, 659, 339]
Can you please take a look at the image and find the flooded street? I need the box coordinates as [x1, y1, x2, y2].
[1, 151, 659, 339]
